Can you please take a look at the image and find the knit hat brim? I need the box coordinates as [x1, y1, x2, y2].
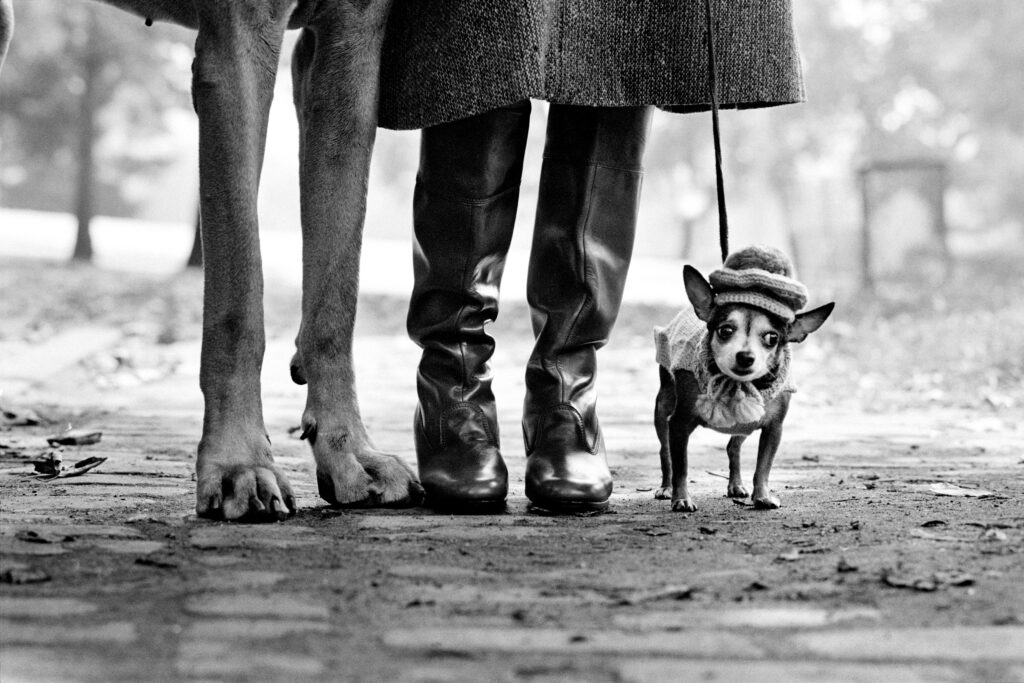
[714, 291, 797, 323]
[708, 266, 808, 321]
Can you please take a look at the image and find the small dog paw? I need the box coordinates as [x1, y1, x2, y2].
[727, 483, 749, 498]
[654, 487, 672, 500]
[671, 497, 697, 513]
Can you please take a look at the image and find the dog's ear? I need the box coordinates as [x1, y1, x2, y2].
[683, 265, 716, 322]
[788, 302, 835, 343]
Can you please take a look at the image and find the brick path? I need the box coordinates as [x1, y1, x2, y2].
[2, 317, 1023, 682]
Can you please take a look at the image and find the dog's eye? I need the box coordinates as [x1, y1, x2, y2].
[762, 332, 780, 348]
[716, 325, 735, 341]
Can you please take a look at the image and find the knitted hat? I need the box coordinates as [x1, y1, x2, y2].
[708, 245, 808, 323]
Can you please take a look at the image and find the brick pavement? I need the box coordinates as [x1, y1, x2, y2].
[2, 321, 1023, 682]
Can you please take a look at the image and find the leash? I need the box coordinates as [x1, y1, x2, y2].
[704, 0, 729, 263]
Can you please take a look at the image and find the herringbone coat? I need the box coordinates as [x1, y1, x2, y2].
[379, 0, 804, 130]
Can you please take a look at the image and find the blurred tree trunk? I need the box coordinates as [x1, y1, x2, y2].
[71, 10, 99, 263]
[185, 206, 203, 268]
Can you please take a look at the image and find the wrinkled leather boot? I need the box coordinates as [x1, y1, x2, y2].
[408, 100, 531, 512]
[523, 104, 653, 513]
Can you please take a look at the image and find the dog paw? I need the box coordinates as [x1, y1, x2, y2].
[671, 497, 697, 513]
[196, 442, 296, 522]
[727, 483, 749, 498]
[752, 492, 781, 509]
[355, 450, 425, 507]
[307, 420, 423, 507]
[654, 487, 672, 500]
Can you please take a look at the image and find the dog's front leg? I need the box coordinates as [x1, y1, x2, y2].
[726, 435, 748, 498]
[752, 394, 791, 509]
[191, 3, 294, 521]
[291, 1, 422, 507]
[668, 413, 699, 513]
[653, 366, 674, 499]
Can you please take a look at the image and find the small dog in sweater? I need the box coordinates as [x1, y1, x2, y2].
[653, 246, 834, 512]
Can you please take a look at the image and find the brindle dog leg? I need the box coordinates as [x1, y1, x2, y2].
[192, 2, 296, 521]
[290, 1, 423, 507]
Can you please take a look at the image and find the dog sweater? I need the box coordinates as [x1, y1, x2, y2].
[654, 307, 795, 435]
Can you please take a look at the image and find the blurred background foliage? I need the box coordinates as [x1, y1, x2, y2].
[0, 0, 1023, 285]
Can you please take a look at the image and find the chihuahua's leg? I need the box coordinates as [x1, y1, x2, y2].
[669, 371, 700, 512]
[752, 394, 791, 509]
[292, 1, 423, 507]
[654, 366, 675, 499]
[192, 2, 296, 521]
[726, 435, 748, 498]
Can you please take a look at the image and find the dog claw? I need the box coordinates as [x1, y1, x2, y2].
[654, 487, 671, 500]
[196, 456, 297, 522]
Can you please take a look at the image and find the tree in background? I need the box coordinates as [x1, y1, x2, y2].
[0, 1, 191, 261]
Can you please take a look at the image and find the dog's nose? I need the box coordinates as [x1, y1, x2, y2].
[736, 351, 755, 368]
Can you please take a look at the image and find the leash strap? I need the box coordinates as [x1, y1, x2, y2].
[704, 0, 729, 262]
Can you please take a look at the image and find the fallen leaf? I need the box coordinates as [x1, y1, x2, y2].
[1, 406, 42, 426]
[135, 555, 179, 569]
[36, 456, 107, 481]
[0, 566, 51, 584]
[910, 528, 961, 542]
[929, 483, 994, 498]
[981, 528, 1008, 542]
[935, 571, 975, 587]
[776, 549, 802, 562]
[14, 530, 75, 544]
[921, 519, 948, 528]
[837, 557, 858, 573]
[882, 569, 975, 591]
[30, 452, 62, 476]
[46, 429, 102, 447]
[617, 585, 694, 606]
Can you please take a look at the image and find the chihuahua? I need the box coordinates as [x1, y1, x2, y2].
[653, 247, 834, 512]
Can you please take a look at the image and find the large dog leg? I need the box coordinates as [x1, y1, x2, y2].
[0, 0, 13, 73]
[192, 2, 295, 521]
[290, 1, 423, 507]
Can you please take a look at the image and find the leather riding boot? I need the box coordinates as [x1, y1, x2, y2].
[523, 104, 653, 513]
[408, 100, 531, 512]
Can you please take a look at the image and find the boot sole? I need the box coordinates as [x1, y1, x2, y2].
[526, 499, 610, 515]
[423, 494, 508, 515]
